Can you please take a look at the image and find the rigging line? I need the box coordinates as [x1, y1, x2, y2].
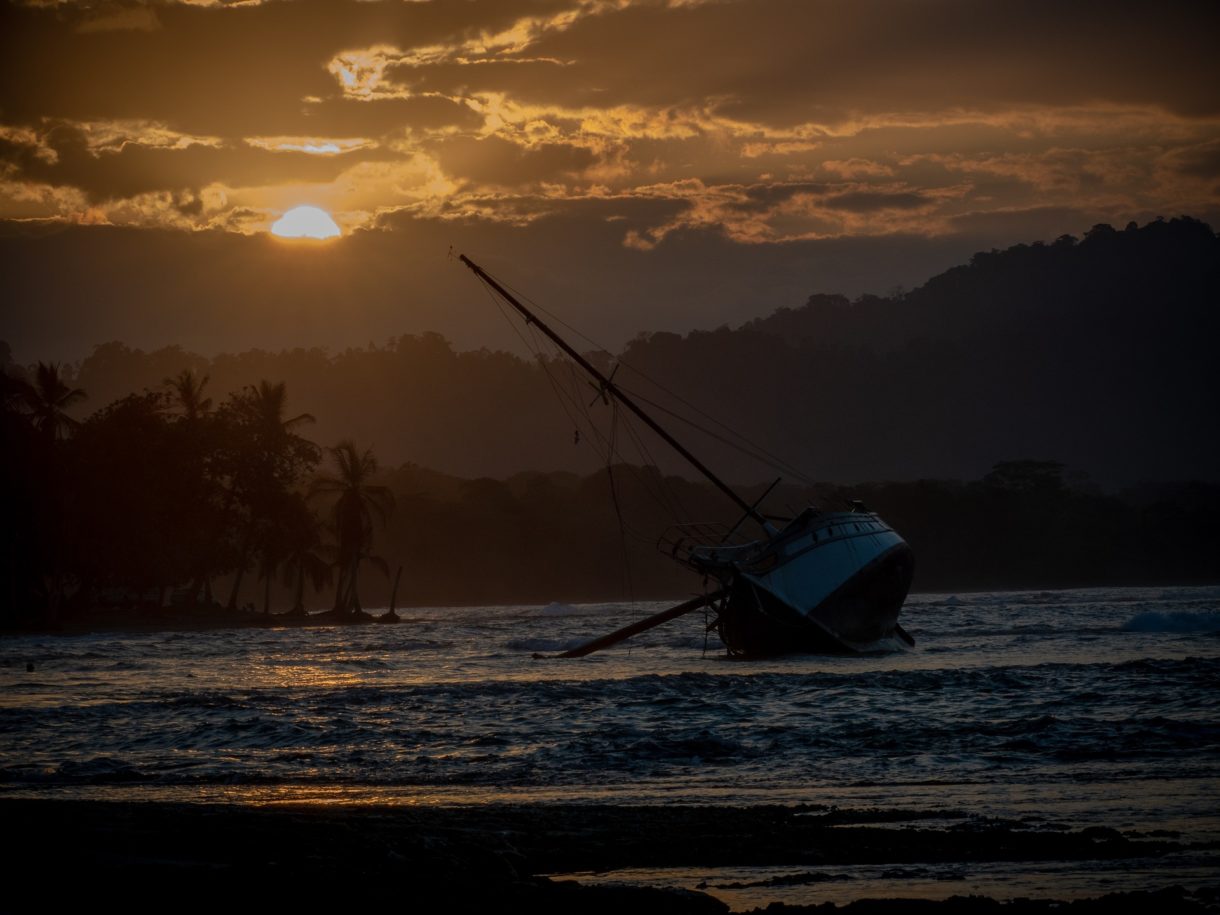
[537, 339, 672, 524]
[596, 438, 685, 544]
[523, 321, 599, 437]
[493, 273, 615, 357]
[500, 267, 805, 481]
[621, 385, 817, 486]
[477, 275, 605, 461]
[523, 322, 580, 424]
[476, 274, 661, 545]
[480, 268, 728, 540]
[623, 380, 816, 485]
[548, 345, 694, 520]
[487, 265, 818, 485]
[479, 273, 601, 452]
[530, 340, 662, 540]
[531, 332, 615, 459]
[605, 400, 637, 612]
[476, 273, 545, 362]
[571, 407, 682, 543]
[531, 352, 661, 542]
[616, 406, 688, 521]
[537, 338, 699, 528]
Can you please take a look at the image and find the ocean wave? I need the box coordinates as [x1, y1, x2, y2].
[32, 756, 147, 784]
[503, 637, 585, 652]
[1121, 610, 1220, 633]
[3, 586, 1218, 804]
[536, 602, 583, 617]
[624, 731, 748, 762]
[329, 657, 390, 669]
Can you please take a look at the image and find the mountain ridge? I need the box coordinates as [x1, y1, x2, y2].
[5, 216, 1216, 486]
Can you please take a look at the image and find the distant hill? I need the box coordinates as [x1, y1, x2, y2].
[621, 216, 1219, 484]
[6, 217, 1217, 485]
[744, 217, 1217, 353]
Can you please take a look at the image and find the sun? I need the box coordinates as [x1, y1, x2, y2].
[270, 205, 341, 239]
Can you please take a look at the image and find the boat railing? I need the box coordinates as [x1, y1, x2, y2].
[658, 522, 759, 566]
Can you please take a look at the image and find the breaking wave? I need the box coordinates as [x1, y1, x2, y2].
[2, 584, 1218, 803]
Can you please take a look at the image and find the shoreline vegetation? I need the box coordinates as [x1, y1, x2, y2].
[4, 361, 1218, 632]
[4, 217, 1219, 629]
[5, 356, 1219, 634]
[5, 799, 1213, 912]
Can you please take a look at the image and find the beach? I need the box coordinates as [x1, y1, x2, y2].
[7, 799, 1214, 911]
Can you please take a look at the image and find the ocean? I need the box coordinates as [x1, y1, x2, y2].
[2, 585, 1218, 905]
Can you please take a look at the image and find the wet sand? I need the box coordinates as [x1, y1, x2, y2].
[6, 799, 1214, 912]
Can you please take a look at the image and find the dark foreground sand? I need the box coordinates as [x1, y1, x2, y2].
[5, 800, 1215, 912]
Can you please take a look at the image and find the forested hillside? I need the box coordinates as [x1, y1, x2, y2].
[8, 217, 1213, 487]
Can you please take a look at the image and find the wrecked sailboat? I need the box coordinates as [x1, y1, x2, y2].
[459, 254, 915, 657]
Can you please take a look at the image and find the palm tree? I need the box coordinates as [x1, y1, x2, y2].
[280, 513, 333, 617]
[163, 370, 212, 421]
[21, 362, 86, 440]
[239, 380, 314, 439]
[13, 363, 86, 624]
[162, 370, 216, 605]
[224, 381, 319, 611]
[310, 441, 394, 615]
[256, 526, 285, 616]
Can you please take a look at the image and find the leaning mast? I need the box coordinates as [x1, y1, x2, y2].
[459, 254, 768, 530]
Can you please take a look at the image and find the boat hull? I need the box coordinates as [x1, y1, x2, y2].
[719, 541, 914, 655]
[679, 510, 914, 656]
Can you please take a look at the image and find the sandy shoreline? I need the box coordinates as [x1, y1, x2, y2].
[5, 799, 1214, 911]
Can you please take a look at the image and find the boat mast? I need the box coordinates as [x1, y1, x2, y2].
[460, 254, 769, 530]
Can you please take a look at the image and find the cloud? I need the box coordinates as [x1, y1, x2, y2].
[0, 120, 399, 206]
[820, 191, 931, 213]
[1163, 139, 1220, 180]
[244, 136, 376, 155]
[0, 0, 1215, 251]
[393, 0, 1220, 124]
[74, 5, 161, 34]
[430, 134, 597, 186]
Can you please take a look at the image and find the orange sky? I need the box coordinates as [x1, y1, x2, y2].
[1, 0, 1218, 360]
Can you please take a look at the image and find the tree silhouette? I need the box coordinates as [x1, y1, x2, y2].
[236, 380, 314, 440]
[164, 369, 213, 421]
[280, 508, 333, 617]
[311, 441, 394, 615]
[21, 362, 86, 441]
[223, 381, 320, 611]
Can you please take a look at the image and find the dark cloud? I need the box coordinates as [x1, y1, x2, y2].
[742, 183, 829, 205]
[1167, 140, 1220, 180]
[5, 0, 1217, 143]
[821, 191, 931, 213]
[0, 0, 559, 135]
[431, 135, 597, 187]
[300, 96, 481, 137]
[0, 0, 1217, 333]
[0, 122, 400, 203]
[403, 0, 1220, 124]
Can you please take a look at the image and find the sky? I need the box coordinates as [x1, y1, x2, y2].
[2, 0, 1218, 362]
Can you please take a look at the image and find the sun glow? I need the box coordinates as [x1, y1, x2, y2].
[270, 205, 341, 239]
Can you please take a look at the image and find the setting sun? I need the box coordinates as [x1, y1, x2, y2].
[270, 205, 341, 239]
